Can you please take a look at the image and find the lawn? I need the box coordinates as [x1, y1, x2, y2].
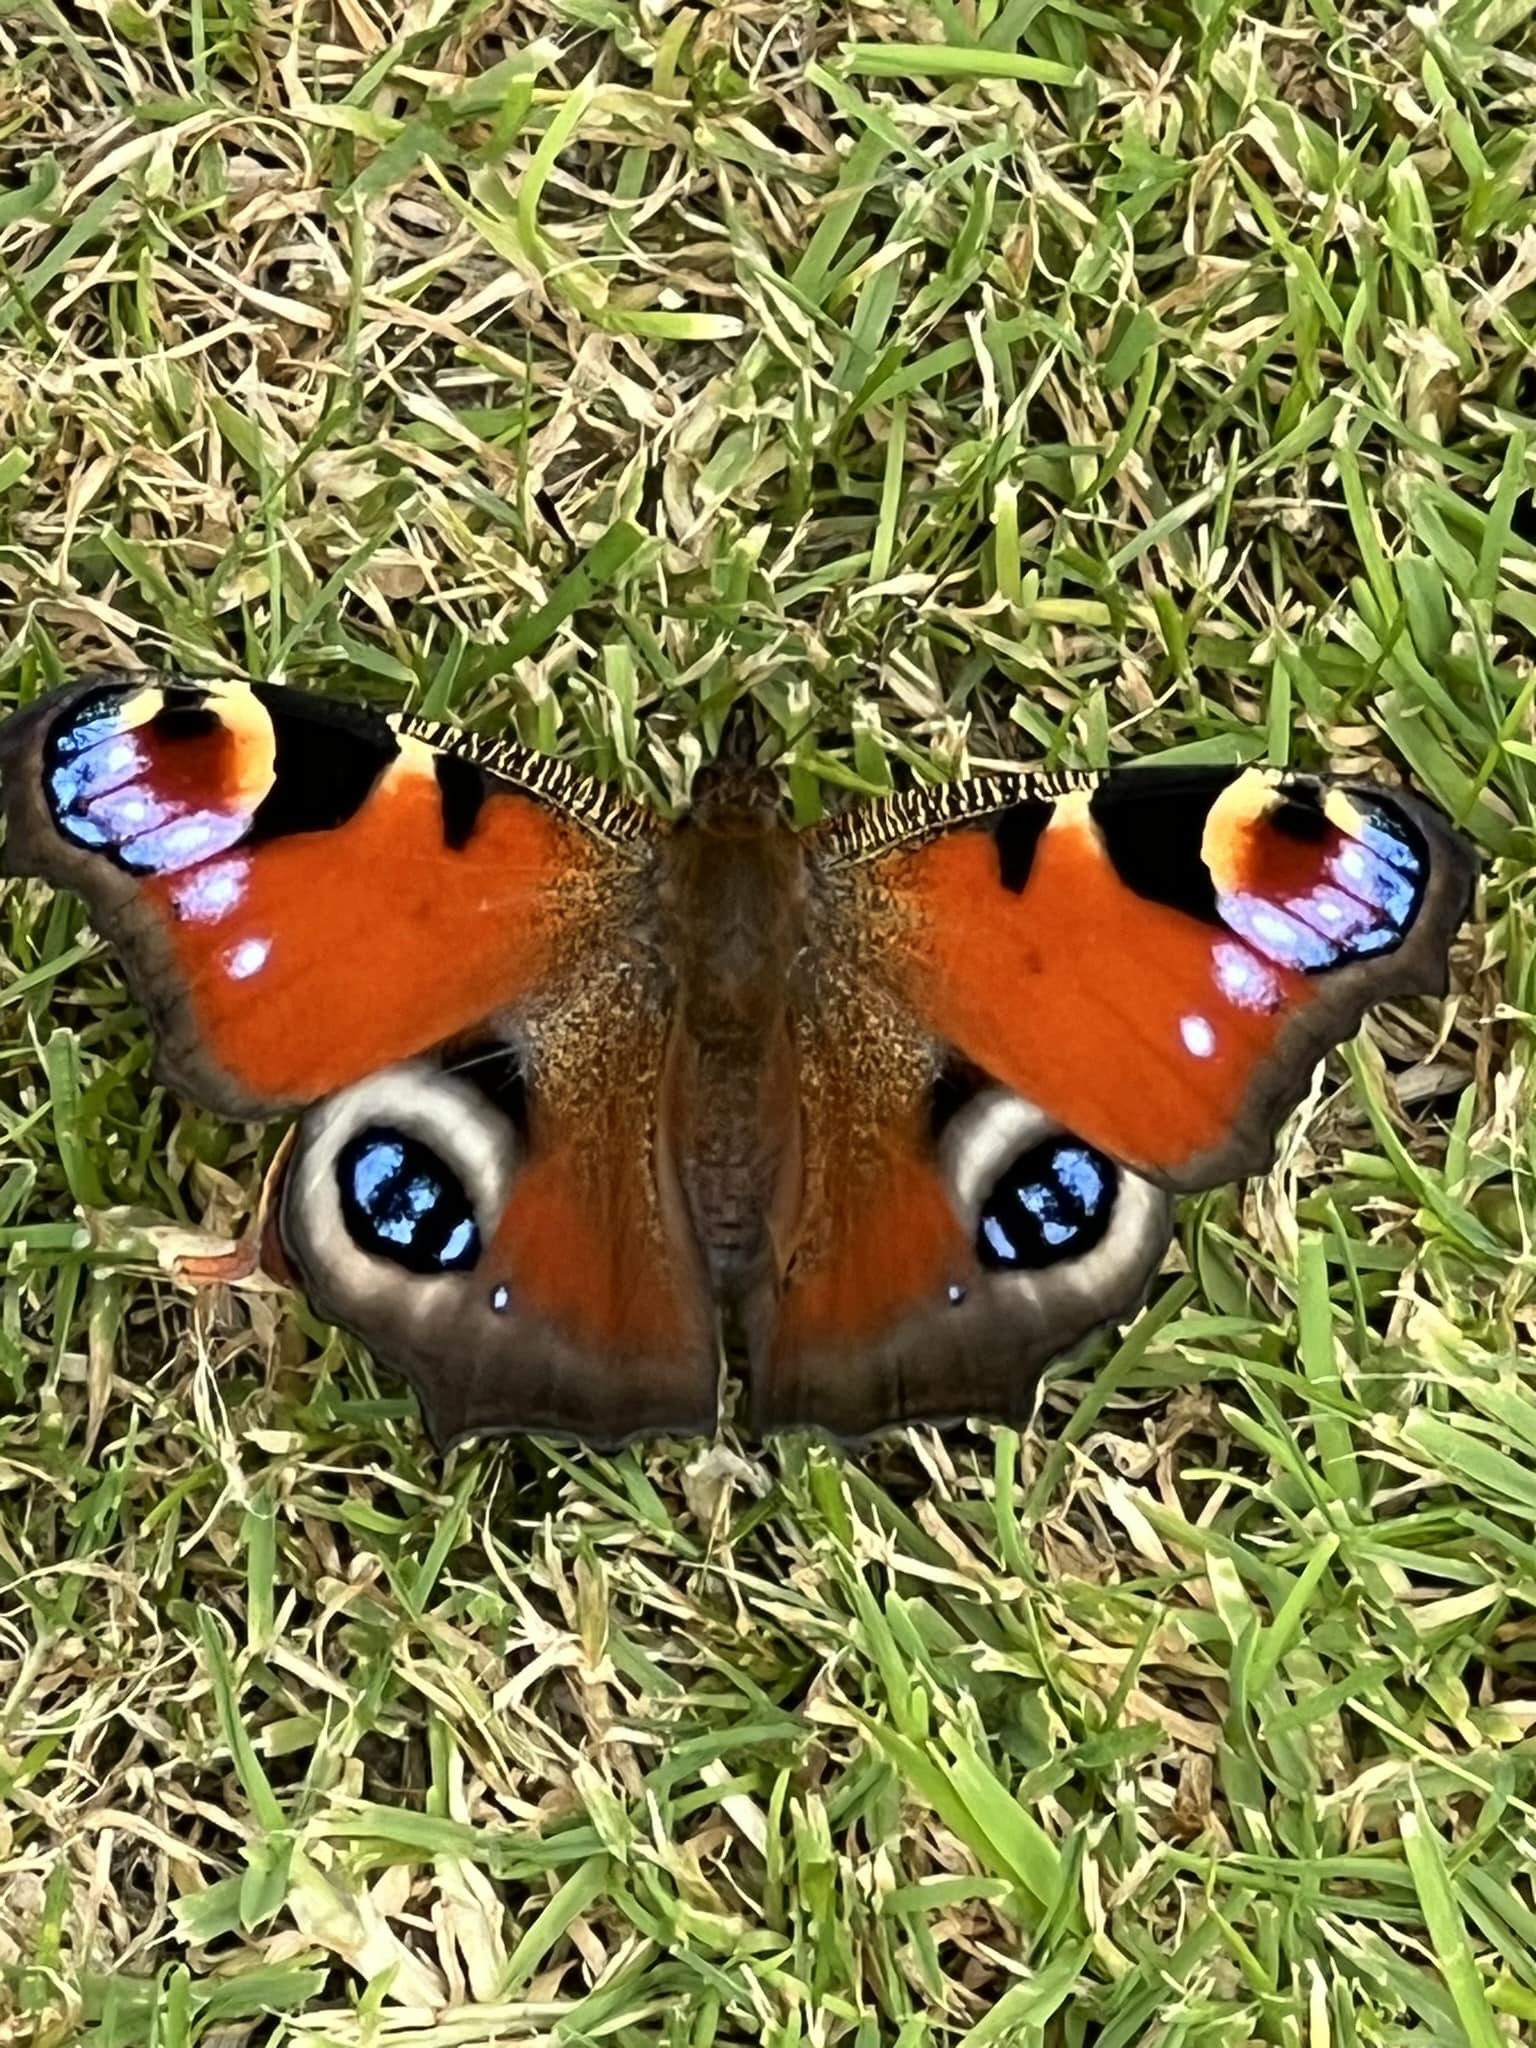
[1, 1, 1533, 2042]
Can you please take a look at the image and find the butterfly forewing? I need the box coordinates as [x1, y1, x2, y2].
[810, 764, 1478, 1187]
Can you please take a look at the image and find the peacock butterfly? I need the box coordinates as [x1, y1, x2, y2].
[0, 673, 1478, 1448]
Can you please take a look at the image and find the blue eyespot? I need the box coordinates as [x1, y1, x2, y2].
[1356, 805, 1420, 873]
[46, 697, 146, 842]
[976, 1140, 1117, 1272]
[336, 1126, 481, 1276]
[1216, 798, 1428, 977]
[43, 689, 248, 874]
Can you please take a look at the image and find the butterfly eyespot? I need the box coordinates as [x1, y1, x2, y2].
[946, 1283, 968, 1307]
[976, 1139, 1118, 1272]
[336, 1124, 482, 1275]
[1214, 795, 1429, 975]
[490, 1283, 511, 1313]
[41, 684, 269, 874]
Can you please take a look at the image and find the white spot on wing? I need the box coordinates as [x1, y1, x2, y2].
[1180, 1014, 1217, 1059]
[170, 858, 249, 924]
[1213, 940, 1282, 1012]
[224, 937, 271, 981]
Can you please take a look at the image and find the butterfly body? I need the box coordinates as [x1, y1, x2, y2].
[0, 674, 1477, 1449]
[661, 776, 798, 1217]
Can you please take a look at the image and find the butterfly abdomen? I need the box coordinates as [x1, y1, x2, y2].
[658, 803, 806, 1289]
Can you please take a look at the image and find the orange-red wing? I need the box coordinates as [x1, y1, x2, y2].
[839, 766, 1476, 1190]
[0, 674, 719, 1447]
[0, 674, 647, 1117]
[777, 1129, 968, 1361]
[753, 953, 1175, 1438]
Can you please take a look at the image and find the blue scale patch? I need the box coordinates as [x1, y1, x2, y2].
[43, 689, 248, 874]
[336, 1126, 481, 1276]
[976, 1139, 1117, 1273]
[1219, 797, 1427, 976]
[46, 696, 146, 840]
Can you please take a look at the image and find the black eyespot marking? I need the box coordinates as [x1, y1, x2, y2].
[43, 688, 144, 843]
[976, 1138, 1118, 1272]
[44, 687, 197, 805]
[48, 686, 130, 762]
[248, 685, 397, 842]
[1357, 798, 1422, 871]
[1308, 795, 1429, 963]
[992, 800, 1053, 894]
[39, 682, 403, 871]
[1206, 786, 1431, 974]
[43, 686, 241, 868]
[1270, 788, 1330, 842]
[152, 700, 223, 743]
[436, 752, 487, 850]
[337, 1125, 481, 1275]
[1090, 766, 1242, 923]
[449, 1040, 530, 1140]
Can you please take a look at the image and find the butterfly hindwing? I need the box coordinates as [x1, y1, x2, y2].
[755, 994, 1174, 1437]
[277, 1037, 717, 1449]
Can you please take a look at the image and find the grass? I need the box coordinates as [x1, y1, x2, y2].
[0, 0, 1533, 2041]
